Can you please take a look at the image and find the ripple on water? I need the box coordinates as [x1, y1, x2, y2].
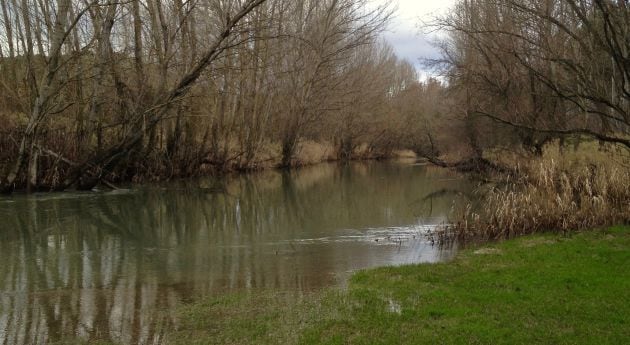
[285, 224, 440, 245]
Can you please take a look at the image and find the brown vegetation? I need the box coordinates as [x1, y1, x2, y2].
[432, 142, 630, 243]
[0, 0, 438, 193]
[408, 0, 630, 240]
[2, 0, 629, 231]
[412, 0, 630, 168]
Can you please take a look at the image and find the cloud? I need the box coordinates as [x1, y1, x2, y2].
[382, 28, 440, 68]
[377, 0, 456, 74]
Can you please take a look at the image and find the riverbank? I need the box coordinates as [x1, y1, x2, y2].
[437, 142, 630, 243]
[0, 137, 418, 193]
[165, 225, 630, 345]
[6, 161, 466, 345]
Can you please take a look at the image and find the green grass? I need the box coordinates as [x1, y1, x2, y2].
[169, 226, 630, 345]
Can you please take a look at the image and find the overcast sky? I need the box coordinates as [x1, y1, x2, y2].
[377, 0, 457, 78]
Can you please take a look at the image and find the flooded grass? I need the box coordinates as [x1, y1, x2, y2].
[166, 225, 630, 344]
[0, 162, 471, 344]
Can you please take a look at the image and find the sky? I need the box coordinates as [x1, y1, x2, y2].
[377, 0, 457, 78]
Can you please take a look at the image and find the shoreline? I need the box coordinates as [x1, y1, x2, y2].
[165, 225, 630, 345]
[1, 150, 421, 195]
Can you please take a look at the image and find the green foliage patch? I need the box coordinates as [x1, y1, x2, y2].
[169, 226, 630, 344]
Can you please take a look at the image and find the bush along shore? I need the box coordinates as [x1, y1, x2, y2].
[160, 226, 630, 345]
[429, 143, 630, 244]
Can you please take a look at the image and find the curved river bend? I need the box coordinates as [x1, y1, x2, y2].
[0, 162, 471, 344]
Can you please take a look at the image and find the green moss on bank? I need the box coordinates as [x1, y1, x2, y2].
[170, 226, 630, 345]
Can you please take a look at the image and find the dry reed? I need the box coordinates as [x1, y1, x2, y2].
[435, 153, 630, 243]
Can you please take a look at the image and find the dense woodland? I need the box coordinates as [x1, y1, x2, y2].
[408, 0, 629, 172]
[0, 0, 427, 193]
[0, 0, 629, 194]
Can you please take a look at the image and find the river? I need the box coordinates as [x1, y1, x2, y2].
[0, 161, 472, 344]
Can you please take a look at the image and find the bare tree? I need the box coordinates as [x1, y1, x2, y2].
[0, 0, 269, 193]
[429, 0, 630, 160]
[0, 0, 430, 193]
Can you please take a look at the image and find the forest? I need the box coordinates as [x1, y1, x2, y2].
[427, 0, 630, 240]
[0, 0, 431, 193]
[0, 0, 629, 205]
[1, 1, 629, 343]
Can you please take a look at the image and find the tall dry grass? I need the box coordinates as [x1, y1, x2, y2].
[437, 145, 630, 243]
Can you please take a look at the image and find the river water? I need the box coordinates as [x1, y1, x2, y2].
[0, 161, 471, 344]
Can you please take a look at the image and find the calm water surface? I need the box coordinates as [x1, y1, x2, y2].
[0, 162, 472, 344]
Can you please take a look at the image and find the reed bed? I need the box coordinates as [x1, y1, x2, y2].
[435, 154, 630, 244]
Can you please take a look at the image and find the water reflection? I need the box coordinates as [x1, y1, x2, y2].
[0, 162, 470, 344]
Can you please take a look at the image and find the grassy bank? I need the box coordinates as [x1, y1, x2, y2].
[166, 226, 630, 345]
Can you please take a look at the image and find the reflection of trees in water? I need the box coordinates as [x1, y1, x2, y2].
[0, 196, 175, 344]
[0, 163, 471, 344]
